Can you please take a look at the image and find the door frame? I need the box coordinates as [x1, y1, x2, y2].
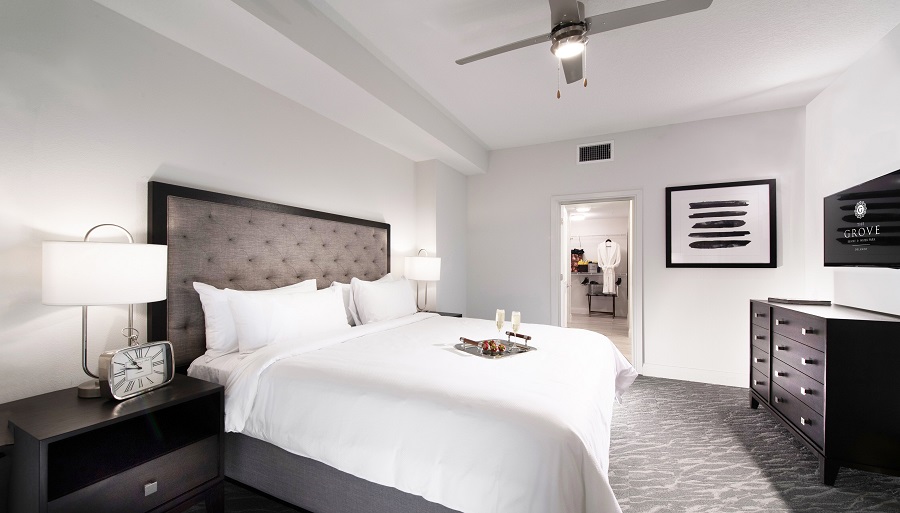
[549, 190, 643, 373]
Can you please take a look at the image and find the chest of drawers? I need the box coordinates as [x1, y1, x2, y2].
[749, 300, 900, 485]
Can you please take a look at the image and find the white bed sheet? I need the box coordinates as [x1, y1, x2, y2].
[223, 312, 637, 513]
[187, 352, 247, 386]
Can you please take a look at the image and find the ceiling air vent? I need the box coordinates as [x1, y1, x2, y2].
[578, 141, 613, 163]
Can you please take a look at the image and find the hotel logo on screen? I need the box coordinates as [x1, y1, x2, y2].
[824, 170, 900, 268]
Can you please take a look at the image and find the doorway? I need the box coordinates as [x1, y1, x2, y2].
[550, 191, 643, 372]
[566, 200, 631, 361]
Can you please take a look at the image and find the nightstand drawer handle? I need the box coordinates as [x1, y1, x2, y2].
[800, 417, 812, 426]
[752, 379, 765, 386]
[754, 335, 766, 340]
[775, 319, 787, 325]
[775, 345, 787, 351]
[800, 387, 812, 396]
[753, 357, 765, 363]
[800, 357, 817, 365]
[801, 328, 817, 335]
[754, 312, 766, 318]
[775, 370, 787, 377]
[144, 481, 158, 497]
[774, 396, 785, 404]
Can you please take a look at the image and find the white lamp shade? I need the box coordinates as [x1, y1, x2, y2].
[404, 256, 441, 281]
[42, 241, 168, 305]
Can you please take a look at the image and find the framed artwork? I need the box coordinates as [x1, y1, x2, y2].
[666, 179, 776, 268]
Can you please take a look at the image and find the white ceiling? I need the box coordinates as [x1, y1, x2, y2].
[95, 0, 900, 173]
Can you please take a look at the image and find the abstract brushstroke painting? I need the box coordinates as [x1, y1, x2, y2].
[666, 180, 776, 267]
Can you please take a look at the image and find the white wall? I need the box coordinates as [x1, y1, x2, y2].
[413, 160, 468, 314]
[468, 108, 807, 386]
[805, 23, 900, 314]
[0, 0, 417, 403]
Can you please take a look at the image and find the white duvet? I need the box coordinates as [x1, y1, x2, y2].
[221, 313, 637, 513]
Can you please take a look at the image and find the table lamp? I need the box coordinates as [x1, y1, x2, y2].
[42, 224, 167, 398]
[404, 249, 441, 312]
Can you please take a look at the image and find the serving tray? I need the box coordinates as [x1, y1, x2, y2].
[456, 332, 535, 360]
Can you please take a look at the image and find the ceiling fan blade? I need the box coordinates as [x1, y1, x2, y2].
[561, 53, 584, 84]
[456, 32, 550, 65]
[584, 0, 712, 35]
[549, 0, 584, 28]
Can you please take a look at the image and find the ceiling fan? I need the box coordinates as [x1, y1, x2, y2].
[456, 0, 713, 91]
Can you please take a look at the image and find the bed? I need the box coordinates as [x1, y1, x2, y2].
[147, 181, 637, 513]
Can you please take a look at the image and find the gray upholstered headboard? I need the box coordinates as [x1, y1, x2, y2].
[148, 182, 390, 367]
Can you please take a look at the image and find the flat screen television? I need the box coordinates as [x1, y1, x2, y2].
[824, 169, 900, 267]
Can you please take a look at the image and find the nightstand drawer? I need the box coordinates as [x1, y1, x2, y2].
[49, 435, 218, 513]
[772, 334, 825, 384]
[772, 357, 824, 415]
[772, 307, 825, 352]
[772, 383, 824, 449]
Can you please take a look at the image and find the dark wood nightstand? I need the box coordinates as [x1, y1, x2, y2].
[435, 312, 462, 318]
[2, 374, 223, 513]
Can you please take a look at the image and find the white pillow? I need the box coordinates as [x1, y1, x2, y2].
[226, 286, 350, 353]
[330, 274, 397, 326]
[350, 277, 417, 325]
[194, 279, 316, 359]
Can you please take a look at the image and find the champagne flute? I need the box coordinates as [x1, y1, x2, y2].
[495, 309, 505, 341]
[510, 311, 521, 352]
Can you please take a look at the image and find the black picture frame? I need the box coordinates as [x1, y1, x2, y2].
[666, 179, 776, 268]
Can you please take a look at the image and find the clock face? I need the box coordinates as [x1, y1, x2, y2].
[101, 342, 173, 399]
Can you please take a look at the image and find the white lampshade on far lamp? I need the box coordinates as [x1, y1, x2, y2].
[405, 249, 441, 312]
[42, 224, 167, 398]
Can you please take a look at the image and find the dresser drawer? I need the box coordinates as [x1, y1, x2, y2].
[750, 367, 770, 401]
[772, 357, 824, 415]
[771, 307, 826, 352]
[751, 345, 769, 376]
[751, 323, 770, 352]
[48, 436, 219, 513]
[771, 334, 825, 384]
[772, 383, 825, 449]
[751, 302, 770, 328]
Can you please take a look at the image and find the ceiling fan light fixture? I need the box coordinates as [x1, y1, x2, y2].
[550, 24, 587, 59]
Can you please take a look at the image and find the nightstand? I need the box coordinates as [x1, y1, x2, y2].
[435, 311, 462, 318]
[2, 374, 223, 513]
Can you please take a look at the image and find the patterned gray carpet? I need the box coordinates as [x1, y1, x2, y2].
[609, 376, 900, 512]
[190, 376, 900, 512]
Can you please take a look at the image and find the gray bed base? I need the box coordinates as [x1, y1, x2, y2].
[147, 182, 461, 513]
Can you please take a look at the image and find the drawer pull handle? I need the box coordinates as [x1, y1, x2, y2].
[754, 312, 766, 318]
[800, 417, 812, 426]
[775, 319, 787, 325]
[754, 335, 766, 340]
[800, 387, 812, 396]
[774, 396, 785, 404]
[800, 357, 817, 366]
[775, 370, 787, 377]
[801, 328, 817, 335]
[753, 357, 765, 363]
[752, 379, 765, 386]
[144, 481, 158, 497]
[775, 345, 787, 351]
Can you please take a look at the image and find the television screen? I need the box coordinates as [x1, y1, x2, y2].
[824, 169, 900, 267]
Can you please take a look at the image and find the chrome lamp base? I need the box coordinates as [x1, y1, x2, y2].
[78, 378, 101, 398]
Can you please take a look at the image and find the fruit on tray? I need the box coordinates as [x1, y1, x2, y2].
[479, 340, 507, 355]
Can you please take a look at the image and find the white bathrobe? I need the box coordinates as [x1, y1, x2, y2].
[597, 241, 621, 294]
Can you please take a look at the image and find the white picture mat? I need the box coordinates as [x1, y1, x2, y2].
[670, 183, 771, 264]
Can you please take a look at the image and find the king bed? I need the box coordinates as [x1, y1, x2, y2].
[147, 181, 636, 513]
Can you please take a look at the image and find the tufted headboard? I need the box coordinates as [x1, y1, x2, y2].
[147, 182, 390, 368]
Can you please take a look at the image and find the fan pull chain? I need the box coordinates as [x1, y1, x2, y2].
[583, 45, 588, 87]
[557, 59, 561, 99]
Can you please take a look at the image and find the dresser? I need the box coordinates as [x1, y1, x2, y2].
[749, 300, 900, 485]
[2, 374, 223, 513]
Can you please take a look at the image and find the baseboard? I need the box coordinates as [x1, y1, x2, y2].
[570, 307, 589, 315]
[640, 363, 745, 388]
